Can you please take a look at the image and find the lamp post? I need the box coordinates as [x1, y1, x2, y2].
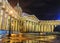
[8, 11, 13, 38]
[8, 16, 11, 39]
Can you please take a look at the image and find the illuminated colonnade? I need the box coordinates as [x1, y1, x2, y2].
[22, 16, 39, 32]
[39, 20, 60, 32]
[0, 0, 22, 34]
[0, 0, 60, 34]
[22, 19, 60, 32]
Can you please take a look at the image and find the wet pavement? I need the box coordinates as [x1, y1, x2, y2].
[1, 32, 60, 43]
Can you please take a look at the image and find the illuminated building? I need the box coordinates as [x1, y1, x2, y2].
[21, 14, 39, 32]
[0, 0, 59, 35]
[0, 0, 22, 34]
[39, 20, 60, 32]
[0, 0, 60, 43]
[14, 2, 22, 16]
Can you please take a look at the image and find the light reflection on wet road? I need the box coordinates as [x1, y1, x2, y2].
[2, 33, 60, 43]
[23, 35, 60, 43]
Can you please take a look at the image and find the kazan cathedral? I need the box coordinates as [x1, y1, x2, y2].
[0, 0, 60, 43]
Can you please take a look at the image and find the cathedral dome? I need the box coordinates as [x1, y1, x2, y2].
[14, 3, 22, 16]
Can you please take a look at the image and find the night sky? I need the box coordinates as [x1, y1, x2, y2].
[8, 0, 60, 20]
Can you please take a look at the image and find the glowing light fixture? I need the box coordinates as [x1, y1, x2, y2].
[9, 10, 13, 16]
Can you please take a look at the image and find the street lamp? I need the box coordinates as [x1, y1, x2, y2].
[8, 16, 11, 39]
[8, 11, 13, 39]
